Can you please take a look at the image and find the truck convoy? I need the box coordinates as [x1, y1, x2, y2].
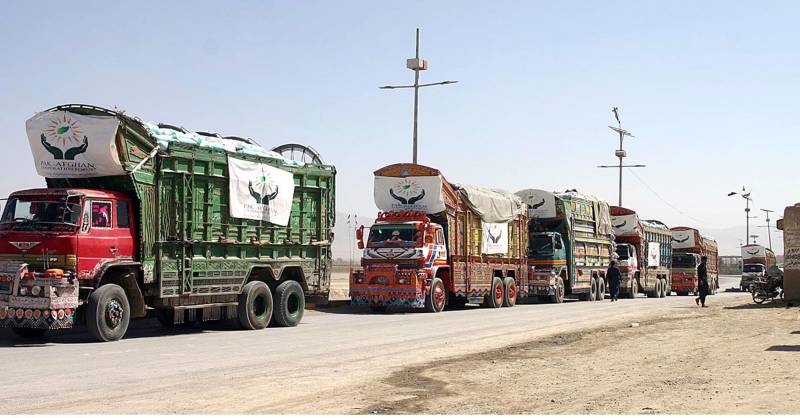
[610, 206, 672, 298]
[350, 163, 528, 312]
[0, 104, 336, 341]
[670, 227, 719, 295]
[516, 189, 614, 303]
[739, 244, 777, 291]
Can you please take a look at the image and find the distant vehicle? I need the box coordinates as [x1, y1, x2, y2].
[669, 227, 719, 296]
[0, 104, 336, 341]
[350, 163, 528, 312]
[516, 189, 614, 303]
[740, 244, 777, 292]
[610, 206, 672, 298]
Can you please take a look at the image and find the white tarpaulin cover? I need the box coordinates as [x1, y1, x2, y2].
[454, 184, 524, 224]
[228, 156, 295, 226]
[612, 214, 641, 237]
[516, 189, 557, 219]
[647, 242, 661, 267]
[671, 230, 696, 249]
[482, 222, 509, 254]
[374, 175, 445, 214]
[26, 111, 124, 178]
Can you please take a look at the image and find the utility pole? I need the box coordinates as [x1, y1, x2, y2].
[760, 208, 774, 250]
[597, 107, 645, 206]
[380, 28, 458, 164]
[727, 187, 753, 244]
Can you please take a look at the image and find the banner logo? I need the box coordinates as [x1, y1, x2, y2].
[672, 234, 690, 243]
[40, 115, 89, 160]
[389, 178, 426, 205]
[248, 168, 280, 206]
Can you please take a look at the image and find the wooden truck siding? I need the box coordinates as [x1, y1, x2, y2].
[45, 105, 335, 308]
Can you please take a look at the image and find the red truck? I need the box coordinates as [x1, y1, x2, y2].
[610, 207, 672, 298]
[670, 226, 719, 295]
[350, 163, 528, 312]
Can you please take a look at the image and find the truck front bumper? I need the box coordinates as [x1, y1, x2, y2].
[350, 286, 426, 308]
[0, 262, 79, 330]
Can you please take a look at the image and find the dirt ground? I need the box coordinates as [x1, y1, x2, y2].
[356, 297, 800, 415]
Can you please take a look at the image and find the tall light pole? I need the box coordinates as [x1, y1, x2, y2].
[760, 208, 774, 249]
[597, 107, 645, 206]
[728, 187, 753, 244]
[380, 28, 458, 164]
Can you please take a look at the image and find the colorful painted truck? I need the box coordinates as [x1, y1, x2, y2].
[516, 189, 614, 303]
[0, 104, 335, 341]
[670, 227, 719, 295]
[739, 244, 777, 291]
[350, 163, 528, 312]
[609, 206, 672, 298]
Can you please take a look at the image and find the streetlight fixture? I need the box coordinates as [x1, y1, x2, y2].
[597, 107, 645, 207]
[760, 208, 775, 249]
[728, 187, 753, 244]
[380, 28, 458, 164]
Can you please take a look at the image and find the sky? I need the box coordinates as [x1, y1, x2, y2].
[1, 1, 798, 256]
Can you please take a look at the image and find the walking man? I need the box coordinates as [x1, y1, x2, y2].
[607, 260, 621, 302]
[695, 256, 709, 307]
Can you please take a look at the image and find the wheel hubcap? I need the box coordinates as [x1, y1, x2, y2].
[434, 285, 445, 308]
[508, 284, 516, 302]
[105, 299, 124, 329]
[287, 293, 300, 316]
[495, 283, 503, 302]
[253, 294, 268, 319]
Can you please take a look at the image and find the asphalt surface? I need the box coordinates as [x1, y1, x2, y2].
[0, 275, 745, 414]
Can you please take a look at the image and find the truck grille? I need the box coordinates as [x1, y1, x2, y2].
[0, 282, 11, 294]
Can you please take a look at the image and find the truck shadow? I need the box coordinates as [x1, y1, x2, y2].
[313, 297, 580, 315]
[723, 301, 787, 310]
[765, 345, 800, 352]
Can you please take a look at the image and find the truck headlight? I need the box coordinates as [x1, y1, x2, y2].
[31, 286, 42, 296]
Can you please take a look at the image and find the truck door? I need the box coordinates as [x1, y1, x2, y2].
[114, 199, 136, 258]
[76, 199, 118, 278]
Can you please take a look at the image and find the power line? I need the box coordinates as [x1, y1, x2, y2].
[625, 168, 723, 228]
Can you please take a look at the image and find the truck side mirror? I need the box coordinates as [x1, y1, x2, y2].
[356, 226, 365, 250]
[776, 219, 784, 231]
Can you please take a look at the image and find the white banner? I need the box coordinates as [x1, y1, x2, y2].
[612, 214, 640, 237]
[228, 157, 295, 226]
[374, 175, 445, 214]
[26, 111, 124, 178]
[647, 242, 661, 267]
[671, 230, 696, 249]
[517, 189, 557, 219]
[741, 245, 766, 259]
[482, 222, 509, 254]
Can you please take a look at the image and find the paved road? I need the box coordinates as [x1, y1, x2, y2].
[0, 275, 746, 414]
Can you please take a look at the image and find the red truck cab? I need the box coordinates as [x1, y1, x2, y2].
[0, 188, 136, 334]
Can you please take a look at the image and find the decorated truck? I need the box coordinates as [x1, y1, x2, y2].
[739, 244, 777, 291]
[0, 104, 335, 341]
[669, 227, 719, 295]
[516, 189, 614, 303]
[610, 206, 672, 298]
[350, 163, 528, 312]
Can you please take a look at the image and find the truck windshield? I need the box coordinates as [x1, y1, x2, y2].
[530, 234, 554, 255]
[743, 264, 764, 273]
[0, 197, 82, 232]
[616, 245, 630, 260]
[368, 224, 419, 247]
[672, 254, 697, 268]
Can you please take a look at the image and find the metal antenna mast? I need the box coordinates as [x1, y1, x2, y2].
[597, 107, 645, 206]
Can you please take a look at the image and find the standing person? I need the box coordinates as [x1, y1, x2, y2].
[607, 260, 621, 302]
[695, 256, 709, 307]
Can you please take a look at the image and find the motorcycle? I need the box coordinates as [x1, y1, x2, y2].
[750, 277, 783, 304]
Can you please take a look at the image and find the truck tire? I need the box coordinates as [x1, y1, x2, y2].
[425, 277, 447, 313]
[627, 280, 638, 299]
[272, 280, 305, 327]
[12, 328, 47, 340]
[87, 284, 131, 342]
[580, 278, 597, 302]
[237, 281, 273, 330]
[551, 277, 566, 304]
[484, 277, 504, 308]
[503, 277, 517, 307]
[660, 279, 667, 298]
[646, 281, 659, 298]
[596, 277, 605, 301]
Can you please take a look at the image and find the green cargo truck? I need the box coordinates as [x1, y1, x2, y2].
[0, 104, 335, 341]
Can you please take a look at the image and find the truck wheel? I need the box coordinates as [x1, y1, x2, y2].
[87, 284, 131, 342]
[551, 277, 566, 303]
[237, 281, 273, 330]
[272, 281, 305, 327]
[596, 277, 605, 301]
[659, 279, 667, 298]
[646, 281, 658, 298]
[484, 277, 504, 308]
[628, 280, 638, 298]
[425, 278, 447, 313]
[585, 278, 597, 301]
[503, 277, 517, 307]
[12, 328, 47, 340]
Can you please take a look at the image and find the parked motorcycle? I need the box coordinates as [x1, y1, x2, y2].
[750, 277, 783, 304]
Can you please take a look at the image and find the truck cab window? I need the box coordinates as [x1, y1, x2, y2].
[91, 201, 113, 228]
[117, 201, 129, 228]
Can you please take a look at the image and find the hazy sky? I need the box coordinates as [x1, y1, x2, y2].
[1, 1, 796, 255]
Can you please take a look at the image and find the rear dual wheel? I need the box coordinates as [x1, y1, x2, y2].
[595, 277, 605, 301]
[484, 277, 505, 308]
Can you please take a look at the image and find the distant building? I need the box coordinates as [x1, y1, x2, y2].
[720, 256, 742, 275]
